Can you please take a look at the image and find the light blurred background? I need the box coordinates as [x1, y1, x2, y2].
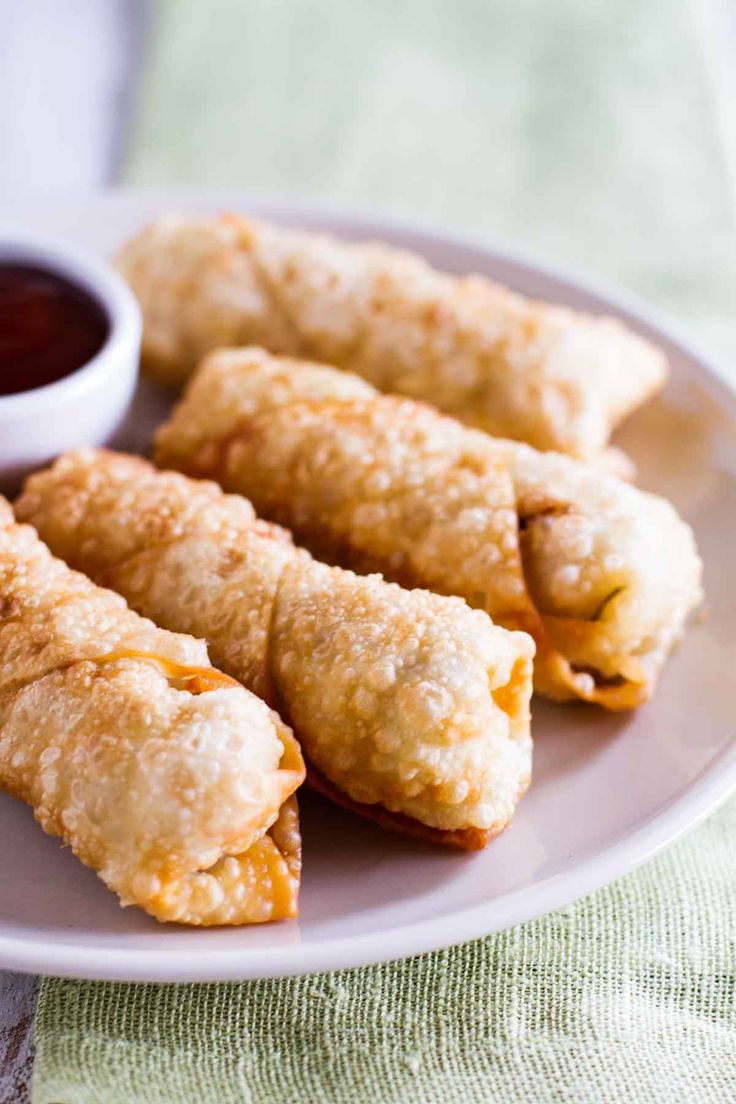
[2, 0, 735, 358]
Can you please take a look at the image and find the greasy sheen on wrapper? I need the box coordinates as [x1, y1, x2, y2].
[0, 498, 304, 925]
[17, 452, 535, 850]
[117, 212, 667, 457]
[153, 347, 703, 711]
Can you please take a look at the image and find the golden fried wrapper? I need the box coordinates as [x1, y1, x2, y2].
[0, 498, 303, 925]
[18, 452, 534, 846]
[117, 212, 666, 457]
[153, 348, 702, 710]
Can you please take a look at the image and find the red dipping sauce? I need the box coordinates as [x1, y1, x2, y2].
[0, 263, 109, 397]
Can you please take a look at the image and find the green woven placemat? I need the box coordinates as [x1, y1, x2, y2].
[32, 1, 736, 1100]
[33, 800, 736, 1104]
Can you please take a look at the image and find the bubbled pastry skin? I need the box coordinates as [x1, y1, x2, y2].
[0, 497, 304, 925]
[17, 452, 535, 844]
[117, 212, 667, 457]
[153, 348, 703, 711]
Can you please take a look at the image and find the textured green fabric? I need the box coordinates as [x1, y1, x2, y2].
[33, 1, 736, 1101]
[33, 802, 736, 1103]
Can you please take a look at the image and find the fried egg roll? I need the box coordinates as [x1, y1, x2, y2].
[0, 497, 303, 925]
[117, 213, 666, 457]
[17, 452, 534, 850]
[153, 348, 702, 710]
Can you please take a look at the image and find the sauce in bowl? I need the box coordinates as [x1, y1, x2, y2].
[0, 263, 109, 396]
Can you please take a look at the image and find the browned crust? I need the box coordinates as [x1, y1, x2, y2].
[305, 762, 528, 852]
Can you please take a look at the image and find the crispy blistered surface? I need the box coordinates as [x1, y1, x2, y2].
[154, 351, 532, 623]
[16, 454, 295, 704]
[493, 440, 703, 693]
[0, 498, 303, 924]
[118, 213, 667, 456]
[18, 452, 534, 836]
[154, 349, 703, 709]
[273, 562, 533, 832]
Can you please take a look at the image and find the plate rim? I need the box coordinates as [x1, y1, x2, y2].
[1, 188, 735, 982]
[1, 744, 735, 981]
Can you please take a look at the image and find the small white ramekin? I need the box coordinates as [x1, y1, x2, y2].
[0, 234, 141, 491]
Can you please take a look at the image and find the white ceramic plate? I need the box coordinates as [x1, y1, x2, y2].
[1, 192, 735, 982]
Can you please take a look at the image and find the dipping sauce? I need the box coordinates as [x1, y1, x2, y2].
[0, 263, 109, 396]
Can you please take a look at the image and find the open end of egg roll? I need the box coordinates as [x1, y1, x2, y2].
[507, 442, 703, 707]
[141, 739, 303, 926]
[0, 500, 305, 925]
